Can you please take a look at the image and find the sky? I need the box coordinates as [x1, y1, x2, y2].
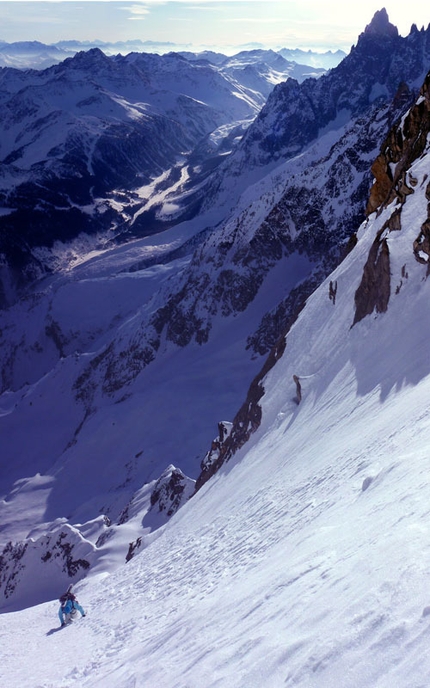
[0, 1, 428, 52]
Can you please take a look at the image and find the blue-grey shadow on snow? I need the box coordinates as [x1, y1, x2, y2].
[46, 626, 64, 636]
[349, 297, 430, 403]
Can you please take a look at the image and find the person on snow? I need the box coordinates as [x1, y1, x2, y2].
[58, 588, 86, 627]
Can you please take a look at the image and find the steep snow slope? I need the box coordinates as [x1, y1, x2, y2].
[1, 80, 430, 687]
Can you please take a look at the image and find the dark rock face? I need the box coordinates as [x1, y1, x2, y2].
[353, 231, 391, 325]
[413, 181, 430, 273]
[195, 335, 286, 492]
[367, 72, 430, 215]
[363, 8, 398, 38]
[0, 541, 27, 600]
[150, 465, 195, 517]
[354, 70, 430, 325]
[49, 531, 91, 577]
[126, 537, 142, 563]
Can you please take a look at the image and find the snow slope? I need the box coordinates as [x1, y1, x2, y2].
[1, 85, 430, 688]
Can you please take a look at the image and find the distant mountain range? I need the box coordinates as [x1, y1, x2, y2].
[0, 38, 346, 70]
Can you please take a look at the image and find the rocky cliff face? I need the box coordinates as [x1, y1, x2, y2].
[367, 72, 430, 215]
[354, 70, 430, 325]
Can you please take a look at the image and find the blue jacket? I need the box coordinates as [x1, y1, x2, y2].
[58, 598, 85, 624]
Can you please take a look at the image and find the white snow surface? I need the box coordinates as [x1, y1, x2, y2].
[1, 136, 430, 686]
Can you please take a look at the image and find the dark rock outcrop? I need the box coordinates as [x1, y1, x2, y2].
[413, 200, 430, 273]
[353, 230, 391, 325]
[150, 465, 195, 517]
[367, 72, 430, 215]
[195, 334, 286, 492]
[354, 70, 430, 324]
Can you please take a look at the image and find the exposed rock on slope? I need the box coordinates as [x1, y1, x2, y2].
[354, 70, 430, 324]
[149, 465, 195, 517]
[367, 72, 430, 213]
[353, 231, 391, 325]
[195, 335, 286, 491]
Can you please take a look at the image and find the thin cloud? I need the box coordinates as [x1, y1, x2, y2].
[123, 5, 151, 16]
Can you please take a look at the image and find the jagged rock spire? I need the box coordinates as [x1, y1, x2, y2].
[362, 8, 398, 38]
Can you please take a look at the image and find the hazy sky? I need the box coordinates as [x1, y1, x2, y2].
[0, 1, 428, 52]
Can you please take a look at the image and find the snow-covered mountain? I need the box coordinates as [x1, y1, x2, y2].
[0, 47, 263, 302]
[191, 49, 326, 96]
[0, 45, 330, 307]
[1, 6, 430, 630]
[278, 46, 346, 69]
[0, 39, 346, 71]
[0, 40, 72, 70]
[1, 46, 430, 688]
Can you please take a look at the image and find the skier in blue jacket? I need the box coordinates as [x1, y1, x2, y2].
[58, 587, 86, 627]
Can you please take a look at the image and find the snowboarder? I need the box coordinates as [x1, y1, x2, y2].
[58, 585, 86, 627]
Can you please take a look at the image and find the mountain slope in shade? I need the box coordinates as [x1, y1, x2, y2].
[0, 48, 265, 303]
[1, 67, 430, 688]
[200, 9, 430, 209]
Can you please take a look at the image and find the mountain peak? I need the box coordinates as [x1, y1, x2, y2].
[363, 8, 398, 38]
[68, 46, 111, 68]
